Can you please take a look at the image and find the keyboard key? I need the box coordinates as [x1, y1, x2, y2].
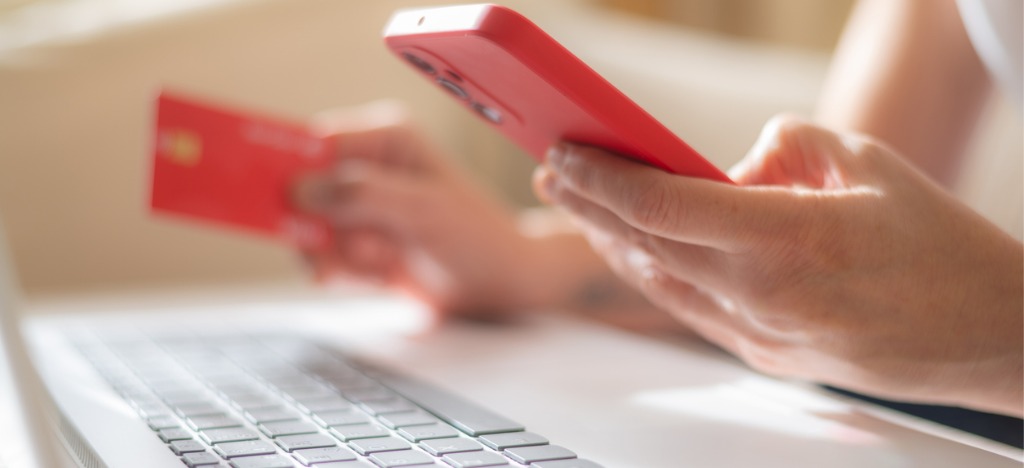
[161, 391, 210, 407]
[478, 432, 548, 450]
[531, 460, 604, 468]
[367, 449, 435, 467]
[377, 411, 439, 429]
[258, 420, 319, 438]
[177, 403, 225, 418]
[359, 399, 415, 416]
[213, 440, 278, 458]
[296, 396, 352, 414]
[314, 462, 375, 468]
[169, 439, 208, 455]
[201, 428, 260, 445]
[419, 438, 483, 456]
[292, 446, 358, 465]
[347, 436, 411, 455]
[324, 374, 377, 391]
[275, 433, 337, 452]
[181, 451, 221, 467]
[229, 454, 295, 468]
[441, 451, 509, 467]
[314, 411, 370, 428]
[342, 387, 396, 403]
[147, 416, 181, 430]
[283, 386, 338, 402]
[245, 407, 301, 424]
[503, 445, 576, 464]
[329, 424, 390, 442]
[188, 415, 244, 431]
[158, 428, 193, 443]
[266, 374, 320, 389]
[373, 374, 524, 436]
[229, 393, 279, 410]
[397, 423, 460, 442]
[137, 404, 172, 419]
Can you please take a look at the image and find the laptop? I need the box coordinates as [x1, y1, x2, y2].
[1, 220, 1020, 468]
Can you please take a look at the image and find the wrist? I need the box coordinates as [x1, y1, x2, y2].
[949, 238, 1024, 417]
[498, 209, 592, 311]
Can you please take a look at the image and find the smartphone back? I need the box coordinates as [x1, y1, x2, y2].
[384, 4, 731, 182]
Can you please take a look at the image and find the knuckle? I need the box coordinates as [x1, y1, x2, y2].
[338, 179, 370, 204]
[748, 310, 809, 336]
[636, 266, 684, 311]
[561, 150, 594, 192]
[736, 338, 787, 375]
[766, 113, 814, 141]
[624, 225, 661, 257]
[774, 114, 813, 134]
[732, 200, 847, 305]
[628, 182, 679, 232]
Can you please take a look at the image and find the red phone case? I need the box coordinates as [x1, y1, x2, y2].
[383, 4, 732, 183]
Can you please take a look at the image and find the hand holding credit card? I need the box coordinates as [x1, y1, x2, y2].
[150, 91, 334, 248]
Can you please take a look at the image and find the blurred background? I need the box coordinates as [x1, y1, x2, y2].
[0, 0, 1019, 298]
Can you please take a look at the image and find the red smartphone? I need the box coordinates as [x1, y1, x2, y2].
[383, 3, 732, 183]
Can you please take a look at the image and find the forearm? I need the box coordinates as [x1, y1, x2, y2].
[816, 0, 991, 186]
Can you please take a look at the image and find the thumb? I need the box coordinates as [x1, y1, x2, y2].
[729, 115, 865, 190]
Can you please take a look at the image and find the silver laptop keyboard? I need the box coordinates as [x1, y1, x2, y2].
[74, 333, 601, 468]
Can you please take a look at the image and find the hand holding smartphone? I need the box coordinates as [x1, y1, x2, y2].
[383, 3, 732, 183]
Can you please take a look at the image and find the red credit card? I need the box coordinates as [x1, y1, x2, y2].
[150, 91, 333, 248]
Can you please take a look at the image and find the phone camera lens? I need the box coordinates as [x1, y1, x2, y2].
[402, 52, 435, 75]
[472, 102, 503, 124]
[436, 77, 469, 100]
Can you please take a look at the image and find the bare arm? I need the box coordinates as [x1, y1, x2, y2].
[816, 0, 992, 186]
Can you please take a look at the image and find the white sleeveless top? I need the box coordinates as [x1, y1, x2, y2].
[957, 0, 1023, 115]
[954, 0, 1023, 241]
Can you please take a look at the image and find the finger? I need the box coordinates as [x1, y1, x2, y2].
[307, 162, 434, 236]
[544, 142, 797, 251]
[583, 228, 741, 349]
[310, 100, 426, 170]
[583, 228, 787, 372]
[291, 171, 334, 215]
[728, 114, 861, 189]
[627, 264, 790, 375]
[300, 249, 335, 284]
[534, 166, 726, 288]
[340, 229, 403, 277]
[301, 228, 403, 284]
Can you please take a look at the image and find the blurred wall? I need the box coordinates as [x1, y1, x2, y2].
[595, 0, 855, 51]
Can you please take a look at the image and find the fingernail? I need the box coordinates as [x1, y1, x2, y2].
[534, 168, 560, 203]
[542, 172, 559, 199]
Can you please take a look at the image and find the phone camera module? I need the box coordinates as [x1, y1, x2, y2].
[436, 78, 469, 100]
[402, 52, 436, 75]
[472, 102, 503, 124]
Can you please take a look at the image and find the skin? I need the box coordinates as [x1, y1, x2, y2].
[534, 118, 1022, 417]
